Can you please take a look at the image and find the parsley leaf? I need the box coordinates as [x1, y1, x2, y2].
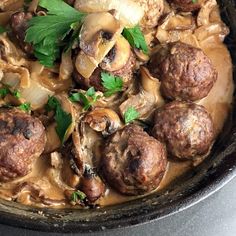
[25, 0, 86, 67]
[69, 87, 100, 111]
[46, 96, 72, 143]
[101, 72, 123, 97]
[122, 25, 148, 54]
[18, 103, 31, 112]
[0, 88, 10, 98]
[0, 26, 7, 34]
[71, 190, 86, 202]
[13, 90, 21, 99]
[124, 107, 139, 124]
[192, 0, 197, 3]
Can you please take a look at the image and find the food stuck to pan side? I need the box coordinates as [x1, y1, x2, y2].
[0, 0, 233, 208]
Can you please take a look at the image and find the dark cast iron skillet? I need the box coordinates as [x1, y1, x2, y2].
[0, 0, 236, 233]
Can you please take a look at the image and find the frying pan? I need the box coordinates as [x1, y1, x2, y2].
[0, 0, 236, 233]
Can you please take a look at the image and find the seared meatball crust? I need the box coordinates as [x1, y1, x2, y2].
[152, 101, 215, 160]
[170, 0, 201, 12]
[101, 124, 167, 195]
[149, 42, 217, 101]
[10, 11, 34, 55]
[0, 109, 46, 182]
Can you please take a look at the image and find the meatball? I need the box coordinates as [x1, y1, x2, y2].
[101, 124, 167, 195]
[152, 101, 215, 160]
[149, 42, 217, 101]
[136, 0, 164, 29]
[10, 11, 34, 55]
[74, 50, 136, 91]
[170, 0, 202, 12]
[0, 109, 46, 181]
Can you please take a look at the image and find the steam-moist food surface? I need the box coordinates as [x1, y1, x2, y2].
[0, 0, 233, 208]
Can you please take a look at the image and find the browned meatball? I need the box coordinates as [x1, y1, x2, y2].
[170, 0, 201, 12]
[101, 124, 167, 195]
[73, 49, 136, 91]
[0, 109, 46, 182]
[149, 42, 217, 101]
[152, 101, 215, 160]
[10, 11, 34, 55]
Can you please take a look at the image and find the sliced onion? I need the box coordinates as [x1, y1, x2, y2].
[74, 0, 144, 27]
[19, 79, 54, 110]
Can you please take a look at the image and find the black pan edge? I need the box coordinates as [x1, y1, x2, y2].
[0, 0, 236, 233]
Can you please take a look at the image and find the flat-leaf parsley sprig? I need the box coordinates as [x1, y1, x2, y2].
[25, 0, 86, 67]
[122, 25, 148, 54]
[46, 96, 72, 143]
[69, 87, 101, 111]
[101, 72, 123, 97]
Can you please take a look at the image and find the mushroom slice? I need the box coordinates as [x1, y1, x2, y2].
[194, 23, 229, 42]
[197, 0, 217, 27]
[74, 0, 144, 27]
[119, 67, 164, 121]
[0, 35, 27, 67]
[0, 59, 30, 88]
[84, 108, 121, 136]
[100, 36, 131, 72]
[76, 12, 123, 78]
[163, 14, 194, 31]
[79, 12, 122, 57]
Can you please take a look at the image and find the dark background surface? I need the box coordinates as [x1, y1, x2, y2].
[0, 177, 236, 236]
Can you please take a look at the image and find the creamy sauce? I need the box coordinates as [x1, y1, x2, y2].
[0, 4, 234, 208]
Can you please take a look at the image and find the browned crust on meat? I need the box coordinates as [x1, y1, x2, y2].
[0, 109, 46, 181]
[101, 124, 167, 195]
[10, 11, 34, 55]
[150, 42, 217, 101]
[170, 0, 201, 12]
[152, 101, 215, 159]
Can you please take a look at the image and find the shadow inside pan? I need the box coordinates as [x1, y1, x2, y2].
[0, 0, 236, 233]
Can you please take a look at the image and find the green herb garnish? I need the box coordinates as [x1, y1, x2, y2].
[69, 87, 100, 111]
[101, 72, 123, 97]
[13, 90, 21, 99]
[0, 26, 7, 34]
[46, 96, 72, 143]
[122, 25, 148, 54]
[124, 107, 139, 124]
[71, 190, 86, 202]
[25, 0, 86, 67]
[0, 88, 10, 98]
[18, 103, 31, 112]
